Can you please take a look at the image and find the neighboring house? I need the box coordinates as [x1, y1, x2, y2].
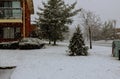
[0, 0, 34, 42]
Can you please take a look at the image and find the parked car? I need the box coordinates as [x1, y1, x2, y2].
[19, 38, 45, 49]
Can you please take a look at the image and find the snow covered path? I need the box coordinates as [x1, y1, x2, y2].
[0, 43, 120, 79]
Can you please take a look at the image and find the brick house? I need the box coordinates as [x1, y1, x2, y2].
[0, 0, 34, 42]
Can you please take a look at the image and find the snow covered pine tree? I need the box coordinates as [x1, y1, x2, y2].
[68, 25, 88, 56]
[36, 0, 81, 45]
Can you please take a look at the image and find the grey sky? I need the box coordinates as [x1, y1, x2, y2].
[32, 0, 120, 27]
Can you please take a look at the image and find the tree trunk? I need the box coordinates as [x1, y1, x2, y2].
[89, 26, 92, 49]
[49, 40, 51, 44]
[53, 40, 57, 45]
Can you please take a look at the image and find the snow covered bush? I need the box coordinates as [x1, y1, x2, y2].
[68, 26, 88, 56]
[9, 41, 19, 49]
[0, 43, 10, 49]
[0, 41, 19, 49]
[19, 38, 45, 49]
[0, 38, 45, 49]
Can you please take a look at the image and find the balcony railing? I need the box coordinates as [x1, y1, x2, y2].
[0, 8, 22, 19]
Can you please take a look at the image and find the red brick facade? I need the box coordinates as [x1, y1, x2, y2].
[0, 0, 34, 42]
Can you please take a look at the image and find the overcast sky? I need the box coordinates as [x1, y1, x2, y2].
[32, 0, 120, 27]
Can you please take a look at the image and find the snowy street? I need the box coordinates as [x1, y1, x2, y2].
[0, 43, 120, 79]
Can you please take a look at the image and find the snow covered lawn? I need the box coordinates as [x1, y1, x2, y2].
[0, 43, 120, 79]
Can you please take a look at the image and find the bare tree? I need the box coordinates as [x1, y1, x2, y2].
[79, 9, 102, 49]
[101, 20, 115, 40]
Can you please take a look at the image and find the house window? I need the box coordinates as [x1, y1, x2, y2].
[12, 1, 20, 8]
[15, 27, 21, 38]
[0, 0, 21, 19]
[0, 1, 20, 8]
[0, 27, 21, 39]
[0, 1, 12, 18]
[3, 27, 15, 39]
[2, 27, 21, 39]
[12, 1, 21, 18]
[4, 1, 12, 18]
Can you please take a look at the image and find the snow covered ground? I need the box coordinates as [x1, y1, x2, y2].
[0, 42, 120, 79]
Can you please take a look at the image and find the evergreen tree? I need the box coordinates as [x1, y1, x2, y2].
[35, 0, 81, 45]
[68, 25, 88, 56]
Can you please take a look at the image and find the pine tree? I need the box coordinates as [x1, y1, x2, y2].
[35, 0, 81, 45]
[68, 25, 88, 56]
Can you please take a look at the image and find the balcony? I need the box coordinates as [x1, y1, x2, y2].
[0, 8, 22, 23]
